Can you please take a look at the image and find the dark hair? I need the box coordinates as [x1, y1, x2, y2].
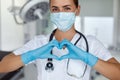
[73, 0, 79, 7]
[49, 0, 79, 8]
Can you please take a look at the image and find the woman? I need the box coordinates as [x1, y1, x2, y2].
[0, 0, 120, 80]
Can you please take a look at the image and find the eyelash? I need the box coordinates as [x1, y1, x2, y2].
[52, 9, 59, 12]
[51, 7, 71, 12]
[65, 8, 71, 10]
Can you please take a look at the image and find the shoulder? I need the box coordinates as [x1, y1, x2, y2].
[85, 35, 106, 54]
[28, 34, 51, 48]
[85, 35, 103, 47]
[13, 34, 50, 55]
[85, 35, 112, 60]
[86, 35, 98, 42]
[79, 35, 100, 47]
[33, 34, 50, 41]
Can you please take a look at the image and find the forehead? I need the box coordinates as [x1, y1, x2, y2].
[50, 0, 75, 6]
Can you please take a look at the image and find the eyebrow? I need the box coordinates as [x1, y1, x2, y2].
[51, 6, 58, 8]
[51, 5, 71, 8]
[63, 5, 71, 7]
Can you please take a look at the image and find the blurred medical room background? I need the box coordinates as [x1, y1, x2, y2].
[0, 0, 120, 80]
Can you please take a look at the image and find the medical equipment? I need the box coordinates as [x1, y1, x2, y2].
[8, 0, 49, 24]
[45, 29, 89, 78]
[8, 0, 50, 41]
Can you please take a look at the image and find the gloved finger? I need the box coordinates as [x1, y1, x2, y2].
[49, 39, 59, 48]
[39, 53, 58, 59]
[59, 54, 70, 60]
[60, 39, 72, 49]
[48, 54, 60, 60]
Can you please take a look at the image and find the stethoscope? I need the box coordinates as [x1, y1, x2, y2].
[45, 29, 89, 78]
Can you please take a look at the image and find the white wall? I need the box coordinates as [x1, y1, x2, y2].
[113, 0, 120, 47]
[118, 1, 120, 46]
[0, 0, 1, 49]
[79, 0, 113, 17]
[0, 0, 24, 51]
[78, 0, 114, 47]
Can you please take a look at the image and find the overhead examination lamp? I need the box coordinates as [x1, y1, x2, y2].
[9, 0, 49, 24]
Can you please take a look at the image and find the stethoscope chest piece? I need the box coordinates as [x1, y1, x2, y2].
[45, 58, 54, 72]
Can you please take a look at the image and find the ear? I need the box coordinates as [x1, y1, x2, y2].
[76, 5, 81, 16]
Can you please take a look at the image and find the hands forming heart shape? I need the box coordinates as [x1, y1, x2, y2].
[37, 39, 86, 61]
[41, 39, 98, 67]
[22, 39, 98, 67]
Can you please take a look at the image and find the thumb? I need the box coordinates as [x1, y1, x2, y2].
[49, 39, 59, 48]
[59, 54, 70, 60]
[49, 54, 60, 60]
[60, 39, 71, 49]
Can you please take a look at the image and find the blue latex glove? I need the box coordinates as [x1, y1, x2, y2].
[21, 40, 59, 64]
[60, 39, 98, 67]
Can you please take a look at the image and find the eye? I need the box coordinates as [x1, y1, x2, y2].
[64, 7, 71, 11]
[52, 8, 59, 12]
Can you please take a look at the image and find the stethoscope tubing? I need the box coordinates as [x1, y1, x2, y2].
[45, 29, 89, 78]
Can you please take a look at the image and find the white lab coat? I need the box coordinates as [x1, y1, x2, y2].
[13, 33, 112, 80]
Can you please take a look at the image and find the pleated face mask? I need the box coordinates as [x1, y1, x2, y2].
[50, 12, 76, 32]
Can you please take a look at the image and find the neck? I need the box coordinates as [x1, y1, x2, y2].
[55, 27, 76, 42]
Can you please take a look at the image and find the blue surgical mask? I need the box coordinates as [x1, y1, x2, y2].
[50, 12, 76, 32]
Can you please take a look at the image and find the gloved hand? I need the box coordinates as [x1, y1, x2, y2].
[60, 39, 98, 67]
[21, 40, 59, 64]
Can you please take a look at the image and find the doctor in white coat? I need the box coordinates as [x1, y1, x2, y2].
[0, 0, 120, 80]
